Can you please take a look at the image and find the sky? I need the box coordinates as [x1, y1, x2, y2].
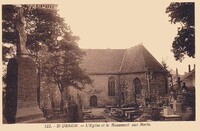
[57, 0, 195, 75]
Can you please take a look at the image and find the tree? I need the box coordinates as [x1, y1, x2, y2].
[2, 5, 63, 79]
[2, 4, 92, 116]
[3, 4, 69, 61]
[42, 37, 92, 113]
[166, 2, 195, 61]
[161, 59, 173, 94]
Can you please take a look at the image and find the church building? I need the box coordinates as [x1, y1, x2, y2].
[78, 44, 168, 108]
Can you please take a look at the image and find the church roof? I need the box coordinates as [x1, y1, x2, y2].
[80, 49, 125, 74]
[80, 44, 166, 74]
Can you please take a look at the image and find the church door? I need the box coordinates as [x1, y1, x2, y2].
[90, 95, 97, 107]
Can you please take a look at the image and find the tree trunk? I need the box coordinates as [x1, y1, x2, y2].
[60, 90, 64, 114]
[55, 80, 65, 115]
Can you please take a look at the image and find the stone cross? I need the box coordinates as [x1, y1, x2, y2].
[15, 5, 28, 55]
[15, 4, 58, 56]
[5, 4, 57, 123]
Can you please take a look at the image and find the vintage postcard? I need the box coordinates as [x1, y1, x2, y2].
[1, 0, 199, 131]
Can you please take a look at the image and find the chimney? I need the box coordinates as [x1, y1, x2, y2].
[188, 65, 191, 72]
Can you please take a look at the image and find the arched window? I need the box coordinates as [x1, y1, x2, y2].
[133, 78, 142, 94]
[108, 77, 115, 96]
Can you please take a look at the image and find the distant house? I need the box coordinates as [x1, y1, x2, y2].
[171, 65, 195, 91]
[76, 44, 168, 108]
[181, 65, 195, 89]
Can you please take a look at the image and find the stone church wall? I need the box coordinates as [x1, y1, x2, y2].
[78, 72, 167, 108]
[81, 74, 120, 108]
[150, 72, 168, 98]
[119, 73, 147, 105]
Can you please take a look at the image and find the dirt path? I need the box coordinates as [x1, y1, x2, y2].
[84, 108, 118, 122]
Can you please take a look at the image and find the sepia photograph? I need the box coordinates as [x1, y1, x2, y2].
[1, 0, 199, 130]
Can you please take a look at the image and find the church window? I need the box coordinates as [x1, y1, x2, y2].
[133, 78, 142, 94]
[108, 77, 115, 96]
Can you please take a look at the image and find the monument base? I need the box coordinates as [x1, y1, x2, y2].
[5, 56, 46, 123]
[15, 106, 46, 123]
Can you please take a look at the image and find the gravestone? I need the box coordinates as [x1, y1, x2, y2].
[5, 56, 45, 123]
[163, 107, 174, 115]
[173, 100, 182, 114]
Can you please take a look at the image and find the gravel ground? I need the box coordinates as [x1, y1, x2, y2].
[84, 108, 118, 122]
[45, 108, 118, 123]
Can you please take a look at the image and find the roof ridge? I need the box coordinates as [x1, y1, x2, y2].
[119, 48, 127, 72]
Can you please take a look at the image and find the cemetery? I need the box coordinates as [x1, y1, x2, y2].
[2, 3, 195, 123]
